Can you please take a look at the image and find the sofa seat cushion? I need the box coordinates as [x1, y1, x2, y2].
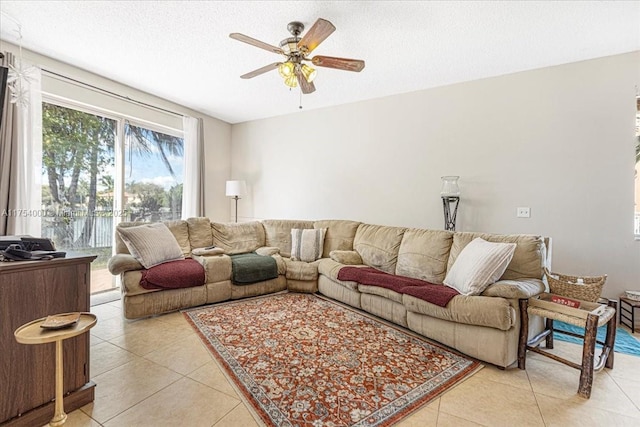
[193, 254, 232, 284]
[122, 270, 156, 296]
[230, 252, 278, 285]
[403, 294, 515, 331]
[318, 259, 368, 291]
[211, 221, 265, 254]
[338, 267, 458, 307]
[358, 284, 404, 304]
[140, 259, 205, 290]
[284, 258, 322, 281]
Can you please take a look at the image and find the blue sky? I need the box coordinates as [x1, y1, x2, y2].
[125, 150, 183, 190]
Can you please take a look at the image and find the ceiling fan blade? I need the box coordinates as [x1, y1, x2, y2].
[297, 18, 336, 54]
[295, 69, 316, 94]
[229, 33, 284, 55]
[240, 63, 281, 79]
[311, 55, 365, 72]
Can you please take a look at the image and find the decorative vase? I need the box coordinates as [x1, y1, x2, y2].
[440, 176, 460, 197]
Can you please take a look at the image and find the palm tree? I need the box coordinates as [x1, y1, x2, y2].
[125, 122, 183, 178]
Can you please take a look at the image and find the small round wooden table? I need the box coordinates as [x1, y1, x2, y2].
[14, 313, 97, 426]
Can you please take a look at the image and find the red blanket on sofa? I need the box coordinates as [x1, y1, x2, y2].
[140, 259, 206, 290]
[337, 266, 459, 307]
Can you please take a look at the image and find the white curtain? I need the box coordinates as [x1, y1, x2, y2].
[1, 56, 42, 236]
[181, 116, 204, 218]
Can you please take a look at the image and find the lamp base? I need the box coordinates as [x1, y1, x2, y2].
[232, 196, 240, 223]
[442, 196, 459, 231]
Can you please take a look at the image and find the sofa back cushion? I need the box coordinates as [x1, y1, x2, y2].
[116, 220, 190, 256]
[353, 224, 406, 274]
[211, 221, 265, 254]
[314, 220, 362, 258]
[262, 219, 315, 258]
[396, 229, 453, 284]
[447, 232, 545, 280]
[186, 217, 213, 250]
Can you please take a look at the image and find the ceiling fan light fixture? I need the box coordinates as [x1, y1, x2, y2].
[279, 37, 299, 54]
[300, 64, 317, 82]
[284, 74, 298, 88]
[231, 18, 364, 95]
[278, 61, 294, 78]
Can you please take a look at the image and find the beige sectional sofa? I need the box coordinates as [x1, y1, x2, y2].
[108, 217, 549, 368]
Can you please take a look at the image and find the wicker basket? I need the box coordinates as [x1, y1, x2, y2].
[544, 268, 606, 302]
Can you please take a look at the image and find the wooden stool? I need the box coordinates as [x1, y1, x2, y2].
[14, 313, 97, 426]
[518, 294, 616, 398]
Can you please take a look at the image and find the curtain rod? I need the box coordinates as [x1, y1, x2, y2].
[41, 68, 184, 118]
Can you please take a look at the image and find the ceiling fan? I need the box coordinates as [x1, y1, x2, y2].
[229, 18, 365, 94]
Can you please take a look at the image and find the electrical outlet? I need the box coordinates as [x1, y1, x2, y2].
[517, 207, 531, 218]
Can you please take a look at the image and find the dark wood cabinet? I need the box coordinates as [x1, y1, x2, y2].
[0, 255, 96, 426]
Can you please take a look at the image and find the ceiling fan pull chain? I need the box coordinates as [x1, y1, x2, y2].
[299, 89, 303, 110]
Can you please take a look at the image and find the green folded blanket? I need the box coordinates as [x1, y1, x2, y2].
[229, 252, 278, 285]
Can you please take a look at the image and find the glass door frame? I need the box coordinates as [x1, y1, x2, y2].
[41, 93, 184, 293]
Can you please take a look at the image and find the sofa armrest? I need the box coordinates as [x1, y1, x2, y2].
[256, 246, 281, 256]
[481, 278, 545, 299]
[192, 254, 232, 283]
[192, 246, 225, 256]
[107, 254, 144, 275]
[329, 250, 363, 265]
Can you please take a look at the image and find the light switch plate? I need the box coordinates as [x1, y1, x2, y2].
[517, 207, 531, 218]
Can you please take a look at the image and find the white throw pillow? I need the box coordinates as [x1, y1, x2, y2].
[444, 238, 517, 296]
[117, 222, 184, 269]
[290, 228, 326, 262]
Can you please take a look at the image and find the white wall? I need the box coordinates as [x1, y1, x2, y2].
[1, 40, 232, 222]
[231, 52, 640, 299]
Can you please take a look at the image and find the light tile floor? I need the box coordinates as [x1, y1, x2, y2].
[55, 298, 640, 426]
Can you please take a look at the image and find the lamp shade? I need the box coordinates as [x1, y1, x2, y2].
[225, 180, 246, 197]
[300, 64, 317, 82]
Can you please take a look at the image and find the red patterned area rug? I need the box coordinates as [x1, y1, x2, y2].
[184, 293, 481, 426]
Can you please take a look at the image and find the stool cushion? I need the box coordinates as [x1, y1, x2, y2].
[528, 305, 616, 328]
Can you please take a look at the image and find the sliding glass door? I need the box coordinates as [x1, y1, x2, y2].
[123, 122, 184, 222]
[41, 102, 116, 293]
[41, 101, 184, 294]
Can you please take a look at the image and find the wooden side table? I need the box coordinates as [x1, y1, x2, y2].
[1, 255, 96, 426]
[518, 294, 617, 399]
[619, 296, 639, 333]
[14, 313, 97, 427]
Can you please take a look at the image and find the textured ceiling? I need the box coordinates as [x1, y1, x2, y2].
[0, 1, 638, 124]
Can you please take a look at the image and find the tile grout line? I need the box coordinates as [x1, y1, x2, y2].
[94, 374, 185, 425]
[525, 368, 550, 427]
[605, 374, 640, 415]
